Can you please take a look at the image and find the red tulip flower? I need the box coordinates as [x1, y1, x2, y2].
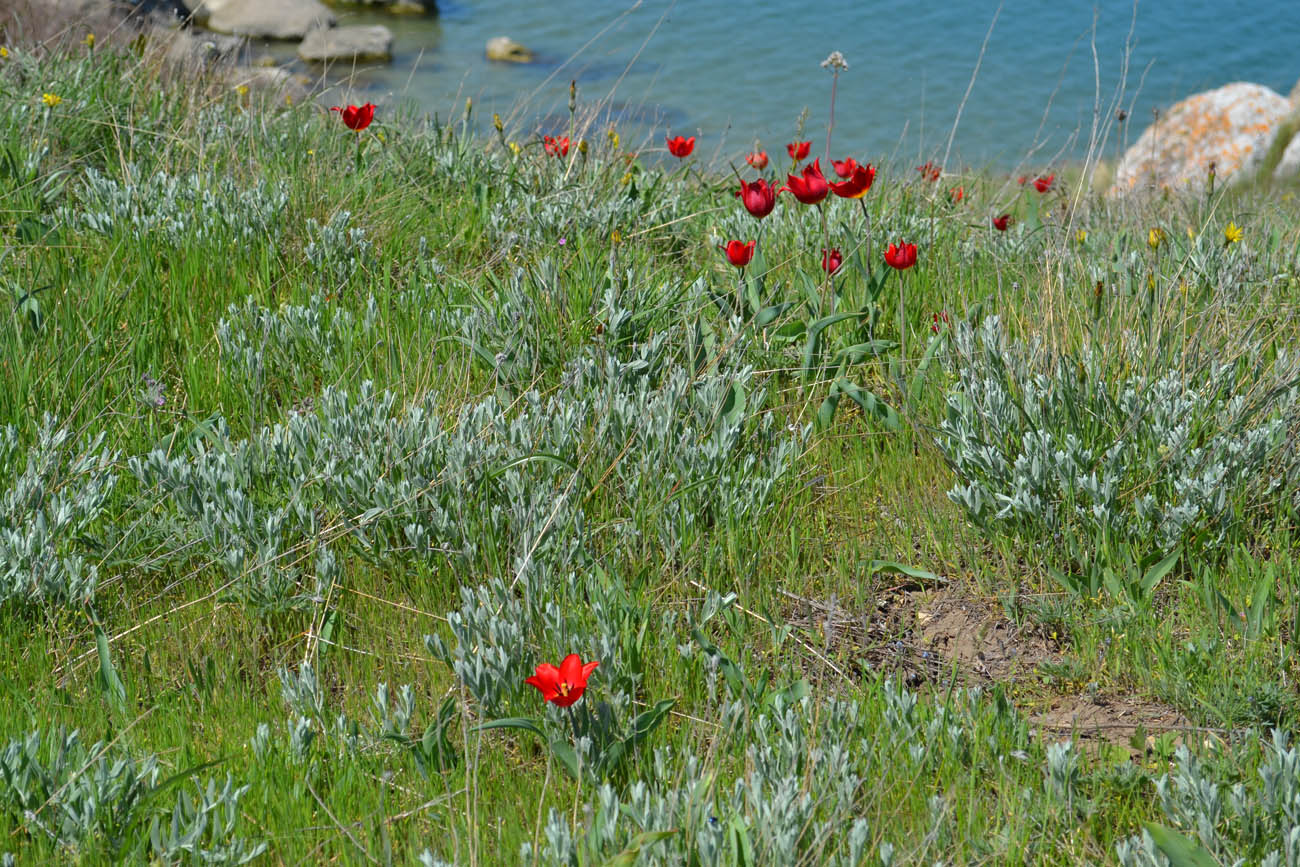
[666, 135, 695, 158]
[745, 151, 769, 170]
[782, 158, 829, 205]
[992, 213, 1012, 232]
[331, 102, 375, 132]
[822, 247, 843, 275]
[916, 161, 941, 182]
[931, 310, 951, 334]
[885, 241, 918, 270]
[831, 157, 858, 178]
[948, 186, 965, 205]
[723, 240, 756, 268]
[1017, 175, 1027, 185]
[787, 140, 811, 161]
[525, 654, 599, 708]
[543, 135, 571, 157]
[1032, 173, 1055, 193]
[829, 163, 876, 199]
[737, 178, 778, 219]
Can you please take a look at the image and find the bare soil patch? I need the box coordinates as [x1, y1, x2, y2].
[783, 584, 1189, 744]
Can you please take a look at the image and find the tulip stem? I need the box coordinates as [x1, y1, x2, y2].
[858, 198, 873, 275]
[897, 272, 907, 378]
[818, 203, 832, 315]
[825, 68, 838, 165]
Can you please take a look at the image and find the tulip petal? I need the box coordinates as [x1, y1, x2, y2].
[558, 653, 583, 685]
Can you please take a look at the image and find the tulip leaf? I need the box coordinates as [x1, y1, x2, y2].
[743, 273, 763, 314]
[548, 738, 581, 781]
[487, 452, 579, 479]
[868, 560, 945, 585]
[835, 379, 901, 431]
[769, 320, 805, 343]
[94, 620, 127, 715]
[755, 302, 792, 328]
[627, 699, 675, 748]
[719, 383, 746, 429]
[1142, 823, 1218, 867]
[730, 818, 755, 867]
[802, 313, 861, 379]
[1140, 549, 1181, 596]
[909, 329, 948, 401]
[816, 391, 841, 431]
[599, 830, 678, 867]
[833, 340, 896, 366]
[472, 717, 545, 739]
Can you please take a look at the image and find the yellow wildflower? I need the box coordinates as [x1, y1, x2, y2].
[493, 112, 503, 133]
[1075, 229, 1087, 244]
[1224, 221, 1243, 244]
[285, 93, 294, 107]
[620, 171, 633, 186]
[82, 33, 94, 49]
[1186, 226, 1196, 240]
[508, 141, 521, 156]
[41, 93, 61, 107]
[377, 131, 386, 143]
[611, 229, 621, 244]
[1147, 227, 1164, 249]
[235, 84, 249, 96]
[607, 126, 619, 150]
[0, 47, 8, 58]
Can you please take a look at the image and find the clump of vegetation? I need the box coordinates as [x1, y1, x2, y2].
[1, 26, 1299, 864]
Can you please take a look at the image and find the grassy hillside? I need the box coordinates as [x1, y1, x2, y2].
[3, 34, 1300, 865]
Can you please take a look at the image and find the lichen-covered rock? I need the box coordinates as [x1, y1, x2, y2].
[298, 25, 393, 62]
[1111, 82, 1290, 195]
[485, 36, 531, 63]
[322, 0, 434, 11]
[1274, 131, 1300, 179]
[183, 0, 335, 40]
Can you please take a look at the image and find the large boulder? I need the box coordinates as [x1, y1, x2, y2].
[1111, 82, 1291, 195]
[485, 36, 531, 63]
[182, 0, 335, 40]
[1274, 131, 1300, 179]
[323, 0, 434, 11]
[298, 25, 393, 62]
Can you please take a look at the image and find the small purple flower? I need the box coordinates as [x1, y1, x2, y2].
[558, 237, 567, 246]
[140, 373, 166, 409]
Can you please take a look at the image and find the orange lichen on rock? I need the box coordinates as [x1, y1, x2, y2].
[1110, 82, 1290, 196]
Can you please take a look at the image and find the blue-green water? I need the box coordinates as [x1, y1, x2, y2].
[285, 1, 1300, 168]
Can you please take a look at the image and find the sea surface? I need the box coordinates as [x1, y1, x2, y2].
[266, 0, 1300, 169]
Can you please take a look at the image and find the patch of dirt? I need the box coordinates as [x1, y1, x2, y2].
[1033, 693, 1191, 746]
[782, 584, 1059, 686]
[782, 584, 1191, 745]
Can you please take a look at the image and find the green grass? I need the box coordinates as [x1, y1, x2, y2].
[2, 34, 1300, 865]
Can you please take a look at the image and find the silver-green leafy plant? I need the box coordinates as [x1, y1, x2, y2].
[938, 317, 1300, 566]
[61, 165, 287, 249]
[0, 416, 116, 608]
[0, 728, 264, 864]
[1117, 730, 1300, 867]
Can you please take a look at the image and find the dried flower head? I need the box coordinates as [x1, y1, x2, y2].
[821, 51, 849, 71]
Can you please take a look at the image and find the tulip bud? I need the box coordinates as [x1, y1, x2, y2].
[493, 112, 503, 133]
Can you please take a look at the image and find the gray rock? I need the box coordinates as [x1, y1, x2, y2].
[1110, 82, 1290, 196]
[183, 0, 335, 40]
[298, 25, 393, 63]
[485, 36, 531, 63]
[1274, 130, 1300, 178]
[159, 27, 246, 68]
[325, 0, 433, 10]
